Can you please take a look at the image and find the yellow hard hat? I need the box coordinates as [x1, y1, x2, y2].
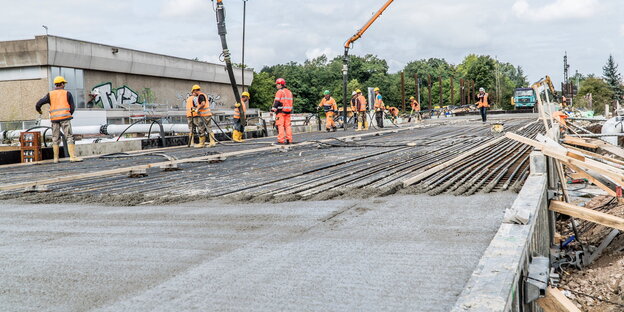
[355, 89, 362, 93]
[53, 76, 67, 84]
[191, 84, 201, 91]
[374, 87, 380, 92]
[241, 91, 250, 98]
[410, 96, 415, 100]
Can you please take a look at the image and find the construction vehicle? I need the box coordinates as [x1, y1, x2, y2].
[513, 76, 558, 109]
[341, 0, 393, 130]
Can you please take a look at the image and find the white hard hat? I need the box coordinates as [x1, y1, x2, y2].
[479, 87, 485, 92]
[352, 91, 357, 96]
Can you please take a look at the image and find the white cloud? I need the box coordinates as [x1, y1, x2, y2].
[512, 0, 599, 21]
[161, 0, 211, 18]
[305, 47, 335, 60]
[621, 24, 624, 36]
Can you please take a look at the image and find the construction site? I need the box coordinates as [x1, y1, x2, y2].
[2, 1, 624, 312]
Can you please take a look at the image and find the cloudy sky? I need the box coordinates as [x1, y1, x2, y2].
[1, 0, 622, 85]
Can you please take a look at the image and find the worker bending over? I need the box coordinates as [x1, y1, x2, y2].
[318, 90, 337, 132]
[232, 91, 248, 142]
[35, 76, 82, 163]
[409, 96, 421, 121]
[190, 85, 216, 148]
[386, 106, 399, 125]
[354, 89, 369, 131]
[273, 78, 294, 144]
[374, 87, 385, 128]
[476, 87, 490, 123]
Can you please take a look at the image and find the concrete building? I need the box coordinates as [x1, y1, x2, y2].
[0, 35, 253, 130]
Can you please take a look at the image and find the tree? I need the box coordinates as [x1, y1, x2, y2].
[575, 77, 614, 114]
[248, 72, 276, 111]
[602, 55, 624, 102]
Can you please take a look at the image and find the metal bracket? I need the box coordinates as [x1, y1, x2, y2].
[525, 256, 550, 303]
[128, 169, 148, 178]
[547, 189, 559, 200]
[23, 184, 49, 192]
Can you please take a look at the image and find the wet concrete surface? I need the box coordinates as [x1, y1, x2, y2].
[0, 192, 516, 312]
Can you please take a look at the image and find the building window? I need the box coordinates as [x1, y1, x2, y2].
[50, 67, 86, 109]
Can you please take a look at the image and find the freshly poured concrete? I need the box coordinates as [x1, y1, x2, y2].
[0, 193, 516, 312]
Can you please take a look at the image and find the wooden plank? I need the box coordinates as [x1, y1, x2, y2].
[566, 163, 617, 197]
[563, 144, 624, 166]
[537, 287, 582, 312]
[401, 136, 506, 186]
[506, 132, 624, 185]
[0, 125, 426, 192]
[563, 136, 599, 149]
[550, 200, 624, 231]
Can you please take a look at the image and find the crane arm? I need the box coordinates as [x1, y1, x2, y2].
[344, 0, 394, 49]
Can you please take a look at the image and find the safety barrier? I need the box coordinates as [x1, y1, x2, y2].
[452, 151, 550, 311]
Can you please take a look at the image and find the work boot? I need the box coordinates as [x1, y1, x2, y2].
[364, 121, 369, 130]
[68, 144, 83, 162]
[208, 133, 217, 147]
[194, 136, 206, 148]
[52, 144, 60, 163]
[187, 133, 194, 147]
[356, 122, 362, 131]
[232, 130, 244, 143]
[332, 126, 337, 132]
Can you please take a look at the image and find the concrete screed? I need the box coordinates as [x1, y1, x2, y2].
[0, 192, 516, 312]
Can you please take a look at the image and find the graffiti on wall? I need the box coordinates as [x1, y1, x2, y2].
[89, 82, 142, 109]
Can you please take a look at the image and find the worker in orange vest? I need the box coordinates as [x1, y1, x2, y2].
[35, 76, 82, 163]
[409, 96, 421, 121]
[318, 90, 337, 132]
[272, 78, 294, 144]
[185, 92, 199, 146]
[191, 85, 216, 148]
[374, 87, 385, 128]
[350, 91, 359, 129]
[232, 91, 248, 142]
[552, 110, 568, 128]
[386, 106, 400, 125]
[355, 89, 369, 131]
[476, 87, 490, 123]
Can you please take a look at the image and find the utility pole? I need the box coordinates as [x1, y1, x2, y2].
[438, 76, 443, 108]
[460, 78, 465, 106]
[450, 76, 454, 106]
[415, 73, 420, 106]
[427, 74, 432, 110]
[241, 0, 248, 92]
[401, 72, 405, 111]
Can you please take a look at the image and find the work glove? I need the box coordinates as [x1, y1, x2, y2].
[235, 103, 241, 108]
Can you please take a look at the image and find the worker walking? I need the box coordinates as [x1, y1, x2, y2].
[232, 91, 248, 142]
[191, 85, 216, 148]
[318, 90, 337, 132]
[186, 92, 198, 146]
[35, 76, 82, 163]
[409, 96, 421, 121]
[273, 78, 293, 144]
[374, 87, 385, 128]
[354, 89, 368, 131]
[476, 87, 490, 123]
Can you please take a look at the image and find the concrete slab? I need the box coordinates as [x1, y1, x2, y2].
[0, 192, 516, 312]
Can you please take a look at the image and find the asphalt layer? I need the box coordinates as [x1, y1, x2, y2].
[0, 192, 516, 312]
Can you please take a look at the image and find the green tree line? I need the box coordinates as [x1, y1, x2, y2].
[249, 54, 530, 113]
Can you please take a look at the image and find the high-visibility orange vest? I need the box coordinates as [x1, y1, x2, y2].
[186, 96, 197, 117]
[196, 92, 212, 117]
[234, 100, 247, 119]
[356, 95, 367, 112]
[388, 106, 399, 116]
[49, 89, 72, 122]
[477, 93, 490, 108]
[374, 94, 384, 109]
[274, 88, 293, 113]
[410, 100, 420, 111]
[319, 97, 337, 112]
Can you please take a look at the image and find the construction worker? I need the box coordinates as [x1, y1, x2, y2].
[318, 90, 337, 132]
[386, 106, 400, 125]
[186, 92, 198, 146]
[350, 91, 359, 129]
[232, 91, 248, 142]
[476, 87, 490, 123]
[35, 76, 82, 163]
[561, 95, 568, 108]
[374, 87, 385, 128]
[272, 78, 293, 144]
[355, 89, 369, 131]
[409, 96, 421, 121]
[191, 85, 216, 148]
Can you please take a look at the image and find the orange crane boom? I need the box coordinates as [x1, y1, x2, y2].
[342, 0, 394, 130]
